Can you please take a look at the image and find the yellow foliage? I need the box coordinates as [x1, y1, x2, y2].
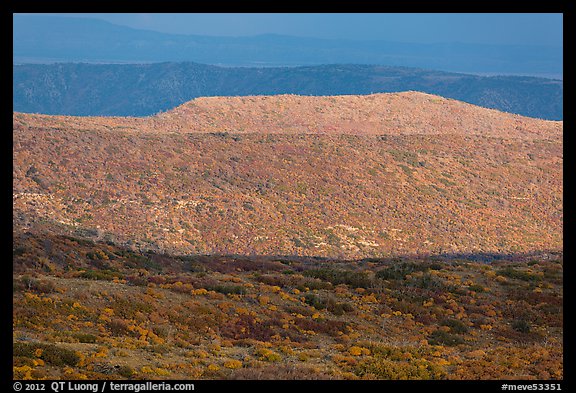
[279, 292, 294, 301]
[155, 368, 170, 376]
[24, 292, 41, 301]
[258, 295, 270, 305]
[207, 364, 220, 371]
[32, 359, 45, 367]
[34, 348, 43, 357]
[255, 348, 281, 362]
[361, 294, 378, 303]
[14, 365, 33, 379]
[223, 360, 243, 369]
[236, 307, 249, 315]
[94, 347, 108, 358]
[435, 358, 450, 366]
[349, 346, 364, 356]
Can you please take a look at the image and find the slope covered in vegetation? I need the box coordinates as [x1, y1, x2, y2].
[13, 232, 563, 380]
[13, 92, 563, 380]
[13, 93, 562, 258]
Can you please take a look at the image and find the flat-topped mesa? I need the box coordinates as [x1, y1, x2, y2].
[14, 92, 562, 140]
[13, 89, 562, 258]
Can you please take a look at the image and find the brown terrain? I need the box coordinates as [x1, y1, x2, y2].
[13, 92, 562, 258]
[13, 92, 563, 380]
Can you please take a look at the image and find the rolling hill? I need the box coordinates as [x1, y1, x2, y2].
[13, 92, 563, 259]
[12, 92, 563, 380]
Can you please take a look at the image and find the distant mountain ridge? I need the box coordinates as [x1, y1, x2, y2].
[13, 62, 563, 120]
[14, 14, 562, 76]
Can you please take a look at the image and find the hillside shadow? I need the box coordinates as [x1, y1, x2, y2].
[13, 230, 563, 277]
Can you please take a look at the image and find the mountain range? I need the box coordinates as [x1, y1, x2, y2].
[13, 14, 563, 79]
[13, 62, 563, 120]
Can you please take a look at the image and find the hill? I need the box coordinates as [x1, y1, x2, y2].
[12, 92, 563, 380]
[13, 92, 563, 259]
[13, 63, 563, 120]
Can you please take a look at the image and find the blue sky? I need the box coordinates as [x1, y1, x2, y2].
[35, 13, 563, 46]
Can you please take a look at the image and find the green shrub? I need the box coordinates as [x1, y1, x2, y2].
[497, 267, 541, 282]
[80, 269, 120, 281]
[72, 333, 98, 343]
[304, 294, 327, 310]
[511, 319, 531, 333]
[428, 329, 465, 346]
[468, 284, 485, 293]
[303, 268, 373, 288]
[13, 342, 81, 366]
[440, 318, 469, 334]
[208, 284, 247, 295]
[355, 357, 445, 379]
[117, 365, 135, 378]
[376, 262, 430, 281]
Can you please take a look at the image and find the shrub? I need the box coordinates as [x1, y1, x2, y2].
[117, 365, 135, 378]
[80, 269, 119, 281]
[511, 319, 531, 333]
[304, 294, 327, 310]
[13, 342, 81, 366]
[208, 284, 247, 295]
[255, 348, 281, 362]
[220, 314, 275, 341]
[376, 262, 429, 281]
[328, 300, 355, 316]
[294, 317, 347, 337]
[304, 293, 353, 314]
[107, 318, 131, 336]
[304, 268, 373, 289]
[428, 330, 465, 346]
[468, 284, 486, 293]
[224, 360, 243, 369]
[227, 365, 333, 380]
[440, 318, 469, 334]
[496, 267, 541, 282]
[72, 333, 98, 343]
[18, 276, 57, 293]
[355, 357, 445, 379]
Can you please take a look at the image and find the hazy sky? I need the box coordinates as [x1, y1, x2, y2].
[37, 13, 563, 46]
